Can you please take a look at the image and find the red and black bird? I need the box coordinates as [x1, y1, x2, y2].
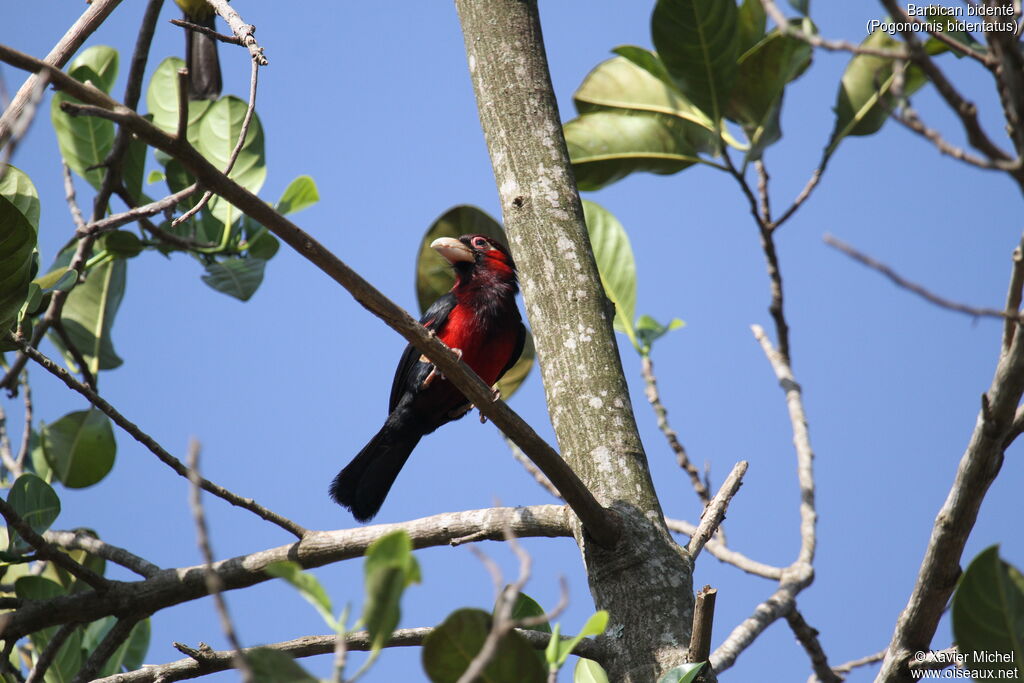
[330, 234, 526, 522]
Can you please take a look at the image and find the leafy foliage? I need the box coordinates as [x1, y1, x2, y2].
[422, 608, 546, 683]
[952, 546, 1024, 680]
[40, 409, 117, 489]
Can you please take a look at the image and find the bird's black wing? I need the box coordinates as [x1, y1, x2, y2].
[388, 293, 458, 413]
[498, 320, 527, 381]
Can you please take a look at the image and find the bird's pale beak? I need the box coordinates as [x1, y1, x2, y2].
[430, 237, 475, 264]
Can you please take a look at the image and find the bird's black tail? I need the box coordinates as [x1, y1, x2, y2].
[184, 11, 222, 100]
[330, 418, 422, 522]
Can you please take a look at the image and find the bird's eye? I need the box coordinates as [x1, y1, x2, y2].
[472, 237, 490, 250]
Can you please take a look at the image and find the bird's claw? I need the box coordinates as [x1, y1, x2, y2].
[419, 347, 463, 389]
[478, 387, 501, 423]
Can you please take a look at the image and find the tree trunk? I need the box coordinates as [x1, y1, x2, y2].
[453, 1, 694, 679]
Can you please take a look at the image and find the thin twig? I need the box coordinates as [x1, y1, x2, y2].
[751, 326, 816, 566]
[505, 435, 561, 499]
[187, 441, 253, 683]
[0, 402, 18, 477]
[62, 161, 86, 231]
[172, 57, 258, 226]
[785, 608, 841, 683]
[830, 649, 885, 675]
[755, 161, 771, 225]
[175, 67, 189, 141]
[686, 461, 748, 559]
[45, 529, 161, 578]
[203, 0, 268, 65]
[825, 234, 1022, 321]
[79, 184, 199, 238]
[759, 0, 909, 58]
[25, 623, 79, 683]
[10, 335, 307, 539]
[170, 18, 243, 46]
[14, 371, 31, 469]
[641, 355, 710, 507]
[1002, 235, 1024, 351]
[891, 103, 1010, 170]
[112, 184, 216, 250]
[0, 497, 108, 590]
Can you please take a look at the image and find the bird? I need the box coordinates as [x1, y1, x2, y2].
[174, 0, 223, 101]
[330, 234, 526, 522]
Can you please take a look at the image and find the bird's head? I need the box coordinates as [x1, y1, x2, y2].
[430, 234, 518, 289]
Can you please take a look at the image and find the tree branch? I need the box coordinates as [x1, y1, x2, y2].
[785, 608, 841, 683]
[826, 233, 1022, 321]
[71, 617, 142, 683]
[203, 0, 268, 66]
[877, 236, 1024, 680]
[664, 518, 784, 580]
[25, 623, 79, 683]
[0, 505, 571, 640]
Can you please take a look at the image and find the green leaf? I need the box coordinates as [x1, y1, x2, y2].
[51, 63, 114, 189]
[657, 662, 706, 683]
[652, 0, 740, 123]
[196, 96, 266, 225]
[201, 258, 266, 301]
[121, 131, 148, 204]
[146, 57, 212, 144]
[0, 164, 41, 230]
[509, 592, 551, 633]
[100, 231, 144, 259]
[41, 409, 117, 489]
[737, 0, 767, 55]
[415, 206, 535, 399]
[573, 53, 720, 154]
[54, 259, 126, 373]
[566, 112, 704, 191]
[29, 430, 53, 483]
[422, 608, 546, 683]
[923, 8, 986, 58]
[636, 315, 685, 355]
[363, 530, 421, 653]
[727, 23, 812, 161]
[552, 611, 609, 668]
[242, 217, 280, 260]
[68, 46, 119, 94]
[147, 169, 165, 184]
[952, 545, 1024, 680]
[582, 200, 637, 347]
[829, 30, 927, 156]
[545, 623, 562, 665]
[0, 194, 38, 336]
[265, 561, 338, 631]
[276, 175, 319, 215]
[247, 648, 319, 682]
[6, 474, 60, 551]
[574, 658, 611, 683]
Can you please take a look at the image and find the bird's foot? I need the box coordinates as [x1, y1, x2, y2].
[419, 347, 463, 389]
[478, 387, 501, 423]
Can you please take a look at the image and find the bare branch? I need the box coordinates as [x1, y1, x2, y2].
[1002, 235, 1024, 351]
[44, 529, 161, 578]
[686, 461, 748, 559]
[877, 236, 1024, 681]
[830, 649, 885, 676]
[52, 319, 97, 391]
[175, 67, 189, 141]
[62, 161, 87, 231]
[203, 0, 268, 65]
[170, 18, 245, 46]
[187, 441, 253, 683]
[641, 355, 710, 507]
[0, 505, 571, 640]
[505, 435, 561, 500]
[891, 103, 1012, 170]
[760, 0, 909, 58]
[14, 372, 31, 469]
[0, 400, 19, 477]
[10, 335, 307, 539]
[751, 326, 816, 566]
[825, 234, 1021, 321]
[77, 185, 198, 238]
[785, 609, 841, 683]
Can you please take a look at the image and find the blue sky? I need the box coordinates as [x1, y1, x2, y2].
[4, 2, 1021, 681]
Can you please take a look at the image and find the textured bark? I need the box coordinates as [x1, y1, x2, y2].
[453, 1, 693, 679]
